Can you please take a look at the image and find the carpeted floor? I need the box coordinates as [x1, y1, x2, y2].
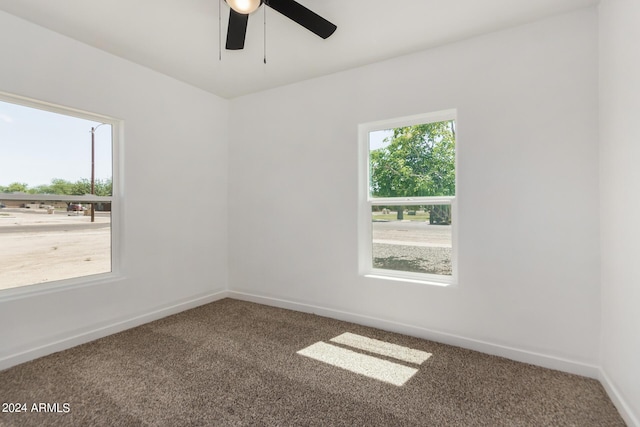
[0, 298, 625, 426]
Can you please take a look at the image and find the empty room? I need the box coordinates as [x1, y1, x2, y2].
[0, 0, 638, 425]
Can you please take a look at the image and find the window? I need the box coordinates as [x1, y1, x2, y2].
[359, 110, 457, 285]
[0, 92, 119, 294]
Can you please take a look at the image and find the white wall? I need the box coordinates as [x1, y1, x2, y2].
[1, 6, 635, 421]
[228, 9, 601, 374]
[0, 11, 228, 366]
[599, 0, 640, 424]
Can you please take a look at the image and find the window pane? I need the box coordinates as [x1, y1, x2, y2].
[0, 98, 113, 291]
[369, 121, 455, 198]
[372, 205, 452, 276]
[0, 100, 112, 192]
[0, 206, 111, 290]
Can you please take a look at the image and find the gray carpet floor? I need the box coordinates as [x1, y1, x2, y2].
[0, 298, 625, 426]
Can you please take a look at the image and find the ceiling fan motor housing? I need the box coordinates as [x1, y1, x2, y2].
[225, 0, 263, 15]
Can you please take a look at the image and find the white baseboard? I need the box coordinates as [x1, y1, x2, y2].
[599, 368, 640, 427]
[228, 291, 600, 379]
[0, 290, 229, 371]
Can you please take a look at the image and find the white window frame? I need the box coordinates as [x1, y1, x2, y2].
[0, 91, 122, 299]
[358, 109, 458, 286]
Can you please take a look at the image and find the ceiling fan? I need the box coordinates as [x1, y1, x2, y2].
[224, 0, 337, 50]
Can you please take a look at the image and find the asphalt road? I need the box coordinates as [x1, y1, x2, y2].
[0, 222, 110, 233]
[372, 220, 451, 246]
[0, 208, 111, 233]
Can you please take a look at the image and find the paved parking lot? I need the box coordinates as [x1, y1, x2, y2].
[372, 221, 452, 275]
[0, 209, 111, 290]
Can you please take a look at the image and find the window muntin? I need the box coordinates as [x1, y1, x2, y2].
[359, 110, 457, 285]
[0, 92, 118, 293]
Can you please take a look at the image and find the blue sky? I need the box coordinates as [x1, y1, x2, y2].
[369, 129, 392, 151]
[0, 100, 112, 188]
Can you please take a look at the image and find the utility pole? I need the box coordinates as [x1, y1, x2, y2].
[91, 126, 96, 223]
[90, 124, 107, 223]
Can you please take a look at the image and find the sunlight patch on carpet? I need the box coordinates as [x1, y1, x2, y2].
[297, 341, 419, 386]
[330, 332, 431, 365]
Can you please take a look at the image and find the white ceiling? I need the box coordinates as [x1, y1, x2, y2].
[0, 0, 596, 99]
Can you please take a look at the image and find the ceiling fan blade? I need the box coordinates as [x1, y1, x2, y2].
[226, 9, 249, 50]
[266, 0, 337, 39]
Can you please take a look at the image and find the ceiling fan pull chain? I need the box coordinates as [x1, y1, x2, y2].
[263, 5, 267, 64]
[219, 0, 222, 61]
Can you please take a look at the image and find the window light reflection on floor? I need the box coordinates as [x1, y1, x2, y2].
[296, 333, 432, 386]
[330, 332, 431, 365]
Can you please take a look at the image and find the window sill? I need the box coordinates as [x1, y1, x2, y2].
[365, 271, 456, 287]
[0, 272, 123, 302]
